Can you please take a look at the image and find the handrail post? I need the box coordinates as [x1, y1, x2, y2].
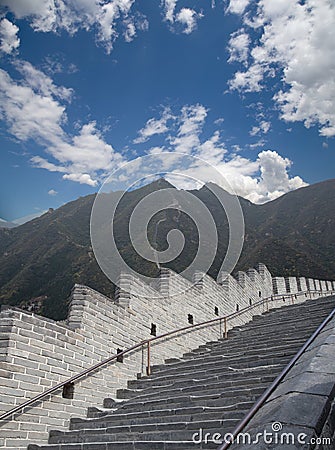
[224, 317, 228, 339]
[146, 341, 151, 376]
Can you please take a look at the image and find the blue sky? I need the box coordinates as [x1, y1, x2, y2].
[0, 0, 334, 222]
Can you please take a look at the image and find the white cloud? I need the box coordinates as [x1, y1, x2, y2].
[249, 139, 266, 149]
[53, 121, 123, 174]
[229, 63, 267, 92]
[134, 107, 173, 143]
[250, 120, 270, 136]
[161, 1, 201, 34]
[255, 150, 307, 202]
[48, 189, 57, 196]
[227, 0, 251, 15]
[175, 8, 199, 34]
[0, 18, 20, 54]
[124, 19, 136, 42]
[0, 0, 58, 32]
[0, 1, 204, 50]
[319, 126, 335, 138]
[123, 14, 148, 43]
[97, 0, 136, 53]
[163, 0, 177, 23]
[0, 0, 144, 53]
[196, 131, 227, 165]
[170, 104, 208, 154]
[0, 68, 66, 142]
[13, 210, 47, 225]
[170, 149, 307, 204]
[136, 103, 306, 203]
[63, 173, 97, 186]
[0, 66, 124, 186]
[228, 0, 335, 136]
[227, 29, 250, 64]
[15, 60, 73, 101]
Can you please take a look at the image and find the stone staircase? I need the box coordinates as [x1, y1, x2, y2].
[28, 295, 335, 450]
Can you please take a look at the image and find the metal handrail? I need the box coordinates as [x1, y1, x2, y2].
[0, 288, 333, 422]
[218, 303, 335, 449]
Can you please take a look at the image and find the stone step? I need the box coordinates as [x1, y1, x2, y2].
[48, 425, 237, 445]
[248, 312, 324, 326]
[120, 375, 275, 401]
[29, 438, 223, 449]
[113, 389, 264, 413]
[89, 399, 255, 420]
[116, 381, 269, 405]
[148, 347, 298, 375]
[146, 354, 294, 380]
[232, 321, 325, 338]
[49, 418, 240, 444]
[250, 308, 332, 325]
[216, 328, 316, 345]
[126, 373, 276, 396]
[181, 340, 306, 361]
[181, 338, 307, 361]
[232, 301, 335, 325]
[70, 408, 248, 431]
[224, 319, 323, 338]
[226, 322, 323, 338]
[127, 365, 283, 390]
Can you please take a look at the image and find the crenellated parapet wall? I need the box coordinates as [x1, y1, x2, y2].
[0, 264, 334, 450]
[273, 275, 334, 296]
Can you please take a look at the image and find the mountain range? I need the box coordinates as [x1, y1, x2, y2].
[0, 178, 334, 320]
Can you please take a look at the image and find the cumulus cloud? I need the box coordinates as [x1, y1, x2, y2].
[172, 150, 307, 203]
[170, 104, 208, 154]
[0, 1, 201, 52]
[250, 120, 270, 136]
[48, 189, 57, 196]
[227, 0, 251, 15]
[196, 131, 227, 165]
[161, 149, 306, 204]
[124, 19, 136, 42]
[134, 107, 173, 143]
[255, 150, 307, 202]
[227, 0, 335, 136]
[227, 29, 250, 64]
[161, 0, 202, 34]
[0, 0, 60, 32]
[175, 8, 199, 34]
[0, 18, 20, 54]
[62, 173, 97, 186]
[163, 0, 178, 23]
[136, 103, 306, 203]
[15, 60, 73, 101]
[0, 0, 145, 53]
[0, 66, 123, 185]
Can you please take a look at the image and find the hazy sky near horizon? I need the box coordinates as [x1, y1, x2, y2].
[0, 0, 334, 221]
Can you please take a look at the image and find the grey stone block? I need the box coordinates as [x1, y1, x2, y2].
[249, 392, 330, 435]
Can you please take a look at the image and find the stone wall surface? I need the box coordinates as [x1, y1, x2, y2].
[0, 265, 334, 449]
[272, 277, 286, 295]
